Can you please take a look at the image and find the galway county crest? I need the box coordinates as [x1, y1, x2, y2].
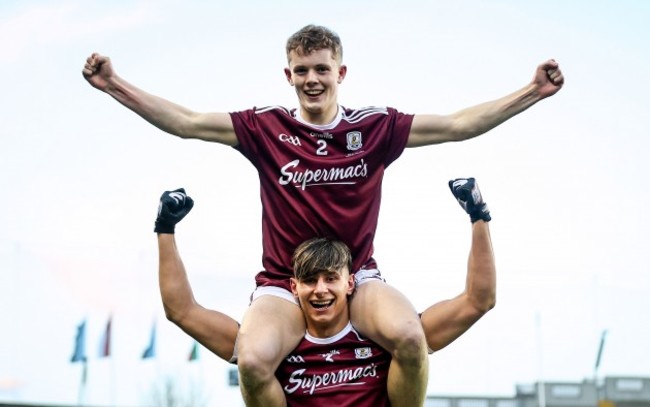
[346, 131, 362, 151]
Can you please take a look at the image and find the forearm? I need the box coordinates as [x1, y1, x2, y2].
[408, 82, 545, 147]
[157, 233, 239, 361]
[158, 234, 197, 323]
[450, 83, 542, 141]
[466, 220, 496, 312]
[104, 75, 199, 139]
[420, 221, 496, 351]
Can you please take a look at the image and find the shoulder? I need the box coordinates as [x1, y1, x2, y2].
[230, 105, 297, 121]
[230, 106, 299, 136]
[341, 106, 391, 123]
[253, 105, 297, 118]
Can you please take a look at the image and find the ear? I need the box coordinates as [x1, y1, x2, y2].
[337, 64, 347, 84]
[284, 67, 294, 86]
[346, 274, 355, 295]
[290, 277, 299, 297]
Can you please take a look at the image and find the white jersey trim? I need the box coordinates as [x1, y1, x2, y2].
[343, 106, 389, 124]
[290, 105, 390, 130]
[294, 105, 344, 129]
[254, 105, 293, 116]
[304, 322, 355, 345]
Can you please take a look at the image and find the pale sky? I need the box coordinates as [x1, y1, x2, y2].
[1, 1, 649, 406]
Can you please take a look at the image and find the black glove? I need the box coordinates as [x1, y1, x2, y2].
[154, 188, 194, 234]
[448, 178, 491, 223]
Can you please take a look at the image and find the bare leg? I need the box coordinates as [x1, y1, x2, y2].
[237, 295, 305, 407]
[350, 281, 428, 407]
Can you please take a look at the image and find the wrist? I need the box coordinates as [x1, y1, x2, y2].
[469, 204, 491, 223]
[154, 221, 175, 234]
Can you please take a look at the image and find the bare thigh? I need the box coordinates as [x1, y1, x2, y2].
[349, 280, 423, 352]
[237, 295, 305, 368]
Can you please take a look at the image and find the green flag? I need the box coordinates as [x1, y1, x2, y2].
[188, 341, 199, 362]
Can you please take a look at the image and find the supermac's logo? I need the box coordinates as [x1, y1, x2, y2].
[278, 159, 369, 190]
[284, 363, 379, 395]
[346, 131, 362, 151]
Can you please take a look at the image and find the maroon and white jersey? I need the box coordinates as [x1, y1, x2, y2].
[231, 106, 413, 289]
[277, 322, 391, 406]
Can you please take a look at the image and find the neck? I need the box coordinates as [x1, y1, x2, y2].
[306, 321, 351, 340]
[300, 105, 339, 126]
[306, 311, 350, 338]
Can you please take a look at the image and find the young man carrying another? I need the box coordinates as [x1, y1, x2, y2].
[85, 23, 549, 406]
[155, 178, 495, 406]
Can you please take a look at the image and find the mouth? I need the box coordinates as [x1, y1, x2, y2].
[310, 299, 334, 310]
[304, 89, 324, 98]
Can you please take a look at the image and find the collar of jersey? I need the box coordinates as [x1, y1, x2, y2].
[295, 105, 343, 130]
[304, 321, 353, 345]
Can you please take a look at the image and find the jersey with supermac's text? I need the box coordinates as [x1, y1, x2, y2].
[231, 105, 413, 289]
[276, 322, 391, 406]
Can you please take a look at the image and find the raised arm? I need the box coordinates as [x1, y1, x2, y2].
[83, 53, 238, 145]
[420, 178, 496, 352]
[407, 59, 564, 147]
[155, 188, 239, 361]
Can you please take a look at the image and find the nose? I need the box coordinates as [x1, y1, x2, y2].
[306, 69, 319, 85]
[314, 277, 328, 294]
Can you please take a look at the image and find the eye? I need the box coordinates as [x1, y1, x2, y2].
[294, 67, 307, 75]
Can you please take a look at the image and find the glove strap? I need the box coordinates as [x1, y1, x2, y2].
[154, 221, 175, 234]
[469, 204, 491, 223]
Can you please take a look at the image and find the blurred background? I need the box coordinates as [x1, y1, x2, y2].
[1, 0, 649, 405]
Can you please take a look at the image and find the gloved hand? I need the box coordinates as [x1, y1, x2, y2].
[448, 178, 491, 223]
[154, 188, 194, 234]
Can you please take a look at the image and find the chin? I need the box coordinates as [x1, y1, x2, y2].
[303, 103, 323, 114]
[311, 311, 333, 322]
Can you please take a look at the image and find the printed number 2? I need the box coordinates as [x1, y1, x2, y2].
[316, 140, 328, 156]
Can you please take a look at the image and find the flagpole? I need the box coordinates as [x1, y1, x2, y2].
[535, 311, 546, 407]
[110, 315, 116, 407]
[142, 317, 158, 398]
[78, 360, 87, 406]
[594, 330, 607, 379]
[111, 347, 116, 407]
[71, 319, 88, 406]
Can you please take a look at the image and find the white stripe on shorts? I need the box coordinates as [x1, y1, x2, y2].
[250, 268, 384, 305]
[250, 285, 299, 305]
[354, 268, 385, 286]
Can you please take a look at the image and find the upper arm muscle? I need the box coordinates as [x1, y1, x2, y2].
[184, 112, 239, 146]
[407, 114, 456, 147]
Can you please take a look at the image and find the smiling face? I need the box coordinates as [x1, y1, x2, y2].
[284, 48, 347, 125]
[291, 267, 354, 338]
[291, 238, 355, 338]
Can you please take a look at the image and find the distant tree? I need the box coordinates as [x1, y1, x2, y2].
[148, 375, 207, 407]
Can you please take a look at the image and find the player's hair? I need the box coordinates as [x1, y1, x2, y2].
[292, 237, 352, 281]
[285, 24, 343, 64]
